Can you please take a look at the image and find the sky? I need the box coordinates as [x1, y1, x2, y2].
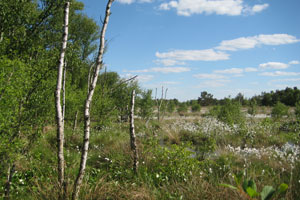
[79, 0, 300, 101]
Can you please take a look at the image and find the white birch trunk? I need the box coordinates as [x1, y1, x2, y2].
[55, 2, 69, 197]
[62, 62, 67, 123]
[72, 1, 114, 199]
[130, 90, 138, 173]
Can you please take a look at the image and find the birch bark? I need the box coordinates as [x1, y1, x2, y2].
[72, 1, 114, 199]
[130, 90, 138, 173]
[54, 2, 69, 197]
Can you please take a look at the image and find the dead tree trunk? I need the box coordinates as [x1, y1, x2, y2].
[130, 90, 138, 173]
[155, 86, 168, 121]
[72, 1, 114, 199]
[55, 2, 69, 198]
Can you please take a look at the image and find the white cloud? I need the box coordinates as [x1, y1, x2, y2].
[156, 49, 229, 61]
[259, 62, 289, 70]
[117, 0, 135, 4]
[269, 78, 300, 83]
[214, 68, 243, 74]
[216, 34, 300, 51]
[151, 67, 190, 73]
[159, 0, 268, 16]
[155, 59, 186, 66]
[250, 3, 269, 14]
[259, 71, 300, 77]
[197, 79, 230, 88]
[117, 0, 152, 4]
[193, 73, 226, 79]
[126, 67, 190, 73]
[289, 60, 300, 65]
[245, 67, 258, 72]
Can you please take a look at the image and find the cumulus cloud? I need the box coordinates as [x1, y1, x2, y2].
[159, 0, 268, 16]
[214, 68, 244, 74]
[259, 62, 289, 70]
[289, 60, 300, 65]
[259, 71, 300, 77]
[216, 34, 300, 51]
[245, 67, 258, 72]
[156, 49, 229, 61]
[126, 66, 191, 73]
[155, 59, 186, 66]
[197, 79, 231, 88]
[193, 73, 226, 79]
[117, 0, 152, 4]
[250, 3, 269, 13]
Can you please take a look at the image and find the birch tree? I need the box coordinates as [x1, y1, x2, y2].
[130, 90, 138, 173]
[72, 1, 114, 199]
[55, 1, 69, 198]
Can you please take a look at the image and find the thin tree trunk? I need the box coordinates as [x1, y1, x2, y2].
[62, 62, 67, 123]
[130, 90, 138, 173]
[72, 1, 113, 199]
[161, 88, 168, 120]
[55, 2, 69, 198]
[4, 164, 15, 200]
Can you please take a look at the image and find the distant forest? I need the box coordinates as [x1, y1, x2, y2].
[184, 87, 300, 107]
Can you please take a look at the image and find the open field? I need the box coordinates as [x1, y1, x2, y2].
[2, 106, 299, 200]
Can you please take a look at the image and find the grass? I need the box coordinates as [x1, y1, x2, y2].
[2, 107, 300, 199]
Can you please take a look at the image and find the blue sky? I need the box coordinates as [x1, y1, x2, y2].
[80, 0, 300, 101]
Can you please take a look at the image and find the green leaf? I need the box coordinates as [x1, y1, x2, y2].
[248, 179, 257, 192]
[219, 183, 238, 190]
[234, 172, 243, 185]
[242, 179, 249, 192]
[261, 186, 275, 200]
[278, 183, 288, 194]
[246, 187, 259, 198]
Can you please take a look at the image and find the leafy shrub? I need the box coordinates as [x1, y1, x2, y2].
[210, 100, 245, 126]
[191, 104, 201, 112]
[140, 140, 200, 186]
[221, 173, 288, 200]
[271, 102, 289, 119]
[295, 101, 300, 120]
[180, 130, 216, 160]
[247, 99, 257, 116]
[177, 103, 188, 114]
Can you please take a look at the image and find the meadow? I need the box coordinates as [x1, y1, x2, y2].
[3, 104, 300, 200]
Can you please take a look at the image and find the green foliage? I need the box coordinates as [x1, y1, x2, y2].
[248, 99, 257, 116]
[271, 101, 289, 119]
[138, 89, 154, 120]
[210, 99, 245, 126]
[191, 103, 201, 113]
[177, 103, 188, 114]
[140, 140, 200, 185]
[180, 130, 216, 160]
[167, 100, 176, 113]
[221, 173, 288, 200]
[295, 101, 300, 120]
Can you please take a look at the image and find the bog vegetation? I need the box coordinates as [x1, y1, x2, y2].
[1, 0, 300, 199]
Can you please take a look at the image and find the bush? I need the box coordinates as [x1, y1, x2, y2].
[210, 100, 245, 126]
[180, 130, 216, 160]
[295, 101, 300, 120]
[271, 102, 289, 119]
[191, 104, 201, 112]
[177, 103, 188, 114]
